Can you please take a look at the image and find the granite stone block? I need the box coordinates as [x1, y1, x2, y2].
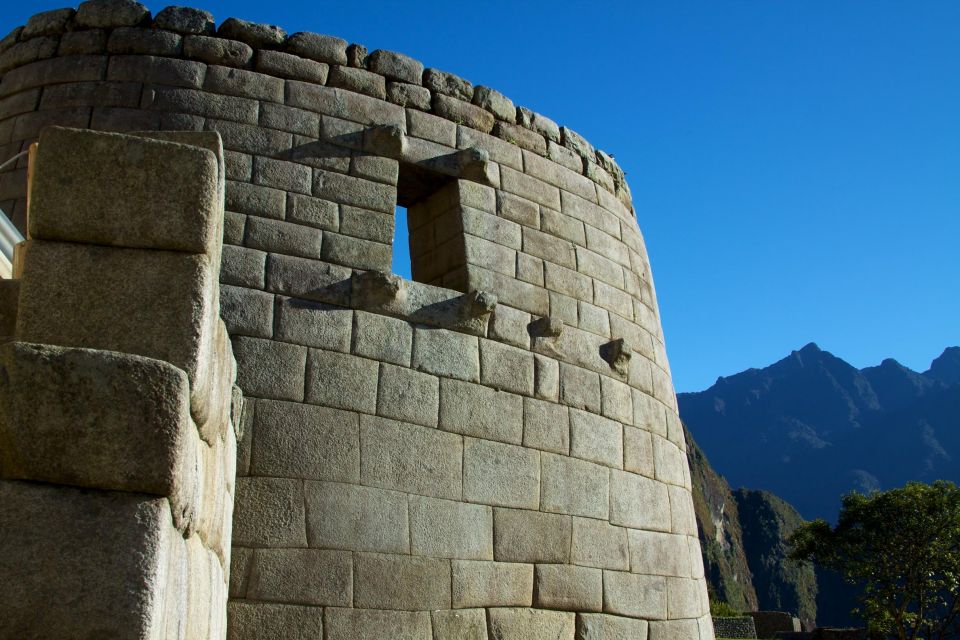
[360, 415, 462, 500]
[540, 452, 609, 519]
[287, 32, 348, 65]
[0, 342, 192, 497]
[439, 377, 523, 444]
[464, 437, 539, 509]
[233, 477, 306, 547]
[232, 336, 306, 402]
[609, 469, 671, 532]
[220, 284, 273, 338]
[367, 49, 423, 84]
[376, 362, 439, 428]
[571, 518, 629, 571]
[275, 298, 352, 352]
[305, 480, 409, 553]
[432, 609, 487, 640]
[603, 571, 667, 620]
[576, 613, 649, 640]
[228, 602, 324, 640]
[0, 482, 171, 639]
[352, 310, 412, 366]
[29, 127, 221, 254]
[452, 560, 534, 608]
[183, 35, 253, 68]
[488, 608, 575, 640]
[353, 553, 450, 610]
[325, 608, 431, 640]
[535, 564, 603, 612]
[494, 508, 570, 563]
[569, 409, 623, 468]
[409, 495, 493, 560]
[412, 326, 480, 382]
[305, 348, 378, 413]
[250, 400, 359, 482]
[479, 338, 535, 396]
[246, 548, 351, 606]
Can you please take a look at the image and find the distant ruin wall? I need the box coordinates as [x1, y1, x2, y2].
[0, 126, 239, 638]
[0, 2, 713, 639]
[713, 617, 759, 639]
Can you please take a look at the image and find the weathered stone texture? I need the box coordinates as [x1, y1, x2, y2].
[360, 415, 463, 500]
[305, 480, 409, 553]
[228, 602, 324, 640]
[494, 508, 570, 564]
[233, 477, 306, 547]
[0, 342, 191, 495]
[409, 495, 493, 560]
[464, 438, 540, 509]
[245, 548, 352, 606]
[440, 377, 523, 444]
[535, 563, 603, 612]
[433, 609, 488, 640]
[0, 481, 171, 639]
[325, 608, 431, 640]
[0, 10, 706, 637]
[453, 560, 534, 608]
[287, 32, 348, 66]
[29, 127, 221, 254]
[250, 400, 359, 482]
[540, 452, 609, 519]
[577, 613, 649, 640]
[489, 608, 576, 640]
[305, 348, 377, 412]
[354, 552, 451, 610]
[155, 6, 215, 35]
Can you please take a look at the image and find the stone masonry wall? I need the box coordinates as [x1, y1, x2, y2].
[713, 617, 759, 639]
[0, 126, 239, 639]
[0, 2, 713, 640]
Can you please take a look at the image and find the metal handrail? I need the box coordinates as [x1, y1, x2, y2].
[0, 150, 28, 174]
[0, 150, 29, 278]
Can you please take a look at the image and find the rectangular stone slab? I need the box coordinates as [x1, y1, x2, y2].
[15, 239, 217, 401]
[0, 480, 171, 639]
[0, 341, 193, 497]
[28, 126, 221, 254]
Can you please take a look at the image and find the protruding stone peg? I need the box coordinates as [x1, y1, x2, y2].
[529, 316, 563, 338]
[351, 270, 405, 306]
[364, 124, 405, 158]
[421, 147, 495, 185]
[466, 289, 497, 317]
[601, 337, 632, 375]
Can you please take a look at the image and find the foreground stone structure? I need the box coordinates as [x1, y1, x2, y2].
[0, 127, 239, 638]
[0, 2, 714, 639]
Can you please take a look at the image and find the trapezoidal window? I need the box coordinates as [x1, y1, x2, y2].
[394, 162, 468, 291]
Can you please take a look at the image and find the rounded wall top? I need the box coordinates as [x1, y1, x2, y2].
[0, 0, 634, 210]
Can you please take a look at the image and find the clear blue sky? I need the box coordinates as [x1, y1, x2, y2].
[5, 1, 957, 391]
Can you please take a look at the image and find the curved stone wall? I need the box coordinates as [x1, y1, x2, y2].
[0, 2, 714, 639]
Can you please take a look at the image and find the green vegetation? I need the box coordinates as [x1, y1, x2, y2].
[710, 599, 743, 617]
[790, 481, 960, 640]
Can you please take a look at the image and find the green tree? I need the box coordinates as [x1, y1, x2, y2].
[789, 481, 960, 640]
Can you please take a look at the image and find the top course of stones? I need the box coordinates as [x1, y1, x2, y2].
[0, 0, 633, 210]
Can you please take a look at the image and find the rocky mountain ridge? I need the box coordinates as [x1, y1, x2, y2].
[680, 344, 960, 520]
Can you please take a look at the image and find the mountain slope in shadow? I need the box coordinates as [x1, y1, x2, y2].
[680, 344, 960, 520]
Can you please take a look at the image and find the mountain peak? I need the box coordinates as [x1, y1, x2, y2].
[798, 342, 821, 354]
[788, 342, 827, 368]
[926, 347, 960, 386]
